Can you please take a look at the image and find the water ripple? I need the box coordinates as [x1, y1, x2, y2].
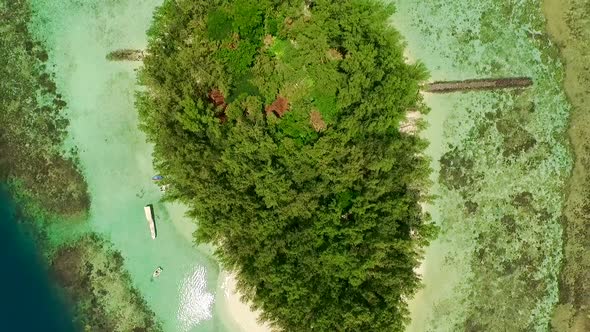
[177, 266, 215, 331]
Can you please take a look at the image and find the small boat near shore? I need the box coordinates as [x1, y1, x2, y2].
[152, 266, 163, 278]
[144, 204, 156, 239]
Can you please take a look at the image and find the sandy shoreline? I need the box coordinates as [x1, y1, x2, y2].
[219, 272, 273, 332]
[164, 202, 272, 331]
[398, 22, 457, 332]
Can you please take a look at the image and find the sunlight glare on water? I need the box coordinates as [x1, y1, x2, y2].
[178, 266, 216, 331]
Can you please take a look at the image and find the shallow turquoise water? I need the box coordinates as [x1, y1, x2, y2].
[23, 1, 572, 331]
[29, 1, 238, 331]
[391, 1, 571, 331]
[0, 187, 77, 332]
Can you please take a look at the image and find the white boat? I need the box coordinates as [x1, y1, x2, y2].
[153, 266, 163, 278]
[144, 205, 156, 239]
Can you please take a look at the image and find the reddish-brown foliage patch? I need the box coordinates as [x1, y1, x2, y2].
[209, 89, 226, 108]
[209, 89, 227, 123]
[265, 96, 290, 117]
[310, 110, 326, 132]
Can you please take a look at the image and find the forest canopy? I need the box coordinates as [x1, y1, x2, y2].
[137, 0, 434, 330]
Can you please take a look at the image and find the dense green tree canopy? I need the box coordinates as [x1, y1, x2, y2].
[137, 0, 434, 330]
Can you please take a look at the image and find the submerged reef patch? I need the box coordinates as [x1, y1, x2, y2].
[1, 1, 160, 330]
[397, 0, 572, 330]
[51, 234, 162, 332]
[0, 1, 88, 216]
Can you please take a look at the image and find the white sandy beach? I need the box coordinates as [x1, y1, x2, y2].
[220, 272, 273, 332]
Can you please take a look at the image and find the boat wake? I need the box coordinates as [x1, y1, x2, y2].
[177, 266, 215, 331]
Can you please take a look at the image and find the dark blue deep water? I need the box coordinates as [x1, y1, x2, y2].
[0, 188, 77, 332]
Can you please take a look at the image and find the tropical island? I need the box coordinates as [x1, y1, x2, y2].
[137, 0, 435, 330]
[6, 0, 589, 331]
